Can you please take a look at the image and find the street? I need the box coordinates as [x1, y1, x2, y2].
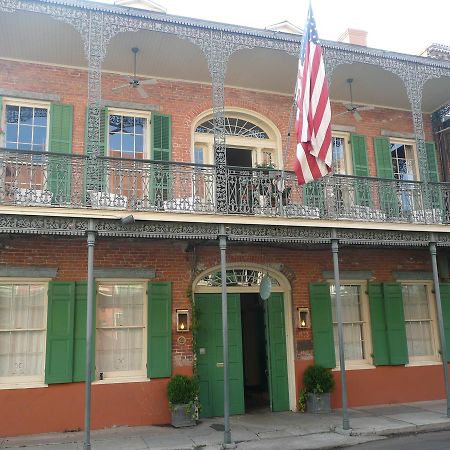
[342, 429, 450, 449]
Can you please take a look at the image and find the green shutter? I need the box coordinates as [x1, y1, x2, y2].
[48, 103, 73, 203]
[151, 114, 172, 205]
[374, 137, 398, 216]
[45, 281, 75, 384]
[368, 283, 390, 365]
[309, 283, 336, 368]
[439, 283, 450, 362]
[383, 283, 409, 365]
[73, 281, 96, 382]
[426, 141, 443, 211]
[351, 134, 371, 207]
[148, 281, 172, 378]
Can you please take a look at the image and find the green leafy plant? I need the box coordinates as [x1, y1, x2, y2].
[167, 375, 200, 418]
[298, 388, 307, 412]
[303, 364, 335, 394]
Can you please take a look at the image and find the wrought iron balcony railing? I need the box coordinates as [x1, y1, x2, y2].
[0, 148, 448, 225]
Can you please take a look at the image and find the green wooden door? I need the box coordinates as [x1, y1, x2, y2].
[196, 294, 245, 418]
[266, 293, 289, 412]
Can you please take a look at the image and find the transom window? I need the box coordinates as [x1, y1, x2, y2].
[0, 283, 47, 384]
[96, 283, 146, 379]
[330, 283, 370, 365]
[196, 117, 269, 139]
[401, 283, 437, 360]
[391, 141, 418, 181]
[197, 269, 280, 288]
[108, 113, 147, 159]
[5, 104, 48, 152]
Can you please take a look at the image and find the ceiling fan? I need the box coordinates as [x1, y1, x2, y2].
[335, 78, 374, 121]
[112, 47, 156, 98]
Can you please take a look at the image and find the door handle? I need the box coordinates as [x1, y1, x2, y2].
[216, 362, 224, 368]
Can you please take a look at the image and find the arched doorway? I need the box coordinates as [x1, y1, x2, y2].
[193, 264, 296, 417]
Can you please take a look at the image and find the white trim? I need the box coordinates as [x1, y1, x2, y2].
[0, 382, 48, 390]
[93, 376, 150, 385]
[193, 263, 296, 412]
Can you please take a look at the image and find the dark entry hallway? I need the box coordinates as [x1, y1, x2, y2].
[240, 293, 269, 411]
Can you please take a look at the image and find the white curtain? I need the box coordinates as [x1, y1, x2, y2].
[402, 285, 433, 357]
[0, 284, 46, 378]
[96, 284, 145, 375]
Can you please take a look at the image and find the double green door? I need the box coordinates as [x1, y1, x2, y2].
[196, 292, 289, 417]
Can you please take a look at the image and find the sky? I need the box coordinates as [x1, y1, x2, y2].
[126, 0, 450, 56]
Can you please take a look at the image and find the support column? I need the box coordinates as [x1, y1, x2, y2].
[208, 31, 229, 214]
[219, 224, 234, 448]
[429, 240, 450, 417]
[331, 230, 350, 430]
[83, 219, 96, 450]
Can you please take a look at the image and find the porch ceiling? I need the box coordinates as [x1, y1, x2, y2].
[1, 10, 449, 113]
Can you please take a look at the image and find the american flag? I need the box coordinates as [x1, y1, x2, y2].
[294, 4, 332, 185]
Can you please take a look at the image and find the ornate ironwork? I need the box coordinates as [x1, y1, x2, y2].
[196, 117, 269, 139]
[197, 268, 280, 287]
[1, 148, 449, 225]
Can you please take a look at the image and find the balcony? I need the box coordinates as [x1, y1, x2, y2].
[0, 148, 448, 225]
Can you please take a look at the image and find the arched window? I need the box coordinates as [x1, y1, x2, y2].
[193, 110, 281, 168]
[195, 117, 269, 139]
[197, 268, 280, 288]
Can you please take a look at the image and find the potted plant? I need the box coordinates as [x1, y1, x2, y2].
[302, 364, 335, 413]
[167, 374, 200, 427]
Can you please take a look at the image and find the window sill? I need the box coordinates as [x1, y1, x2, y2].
[333, 364, 376, 371]
[405, 360, 442, 367]
[0, 382, 47, 390]
[93, 377, 149, 385]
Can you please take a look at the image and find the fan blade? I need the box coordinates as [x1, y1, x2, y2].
[137, 85, 148, 98]
[353, 110, 362, 121]
[140, 79, 157, 85]
[356, 105, 375, 112]
[125, 75, 134, 83]
[112, 83, 131, 91]
[343, 103, 354, 111]
[334, 110, 352, 118]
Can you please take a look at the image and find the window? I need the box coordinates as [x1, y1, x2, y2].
[108, 111, 149, 159]
[0, 283, 47, 385]
[390, 141, 418, 181]
[401, 282, 438, 362]
[329, 283, 371, 366]
[4, 101, 49, 152]
[96, 282, 147, 380]
[332, 133, 352, 175]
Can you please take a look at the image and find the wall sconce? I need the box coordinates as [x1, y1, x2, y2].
[176, 309, 189, 332]
[298, 307, 310, 329]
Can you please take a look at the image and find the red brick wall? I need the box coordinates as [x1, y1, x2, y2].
[0, 59, 435, 174]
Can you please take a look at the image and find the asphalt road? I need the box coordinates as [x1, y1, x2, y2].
[342, 429, 450, 449]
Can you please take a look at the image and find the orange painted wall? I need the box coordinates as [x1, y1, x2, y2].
[0, 366, 192, 437]
[295, 360, 450, 408]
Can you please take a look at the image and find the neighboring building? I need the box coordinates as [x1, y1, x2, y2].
[0, 0, 450, 437]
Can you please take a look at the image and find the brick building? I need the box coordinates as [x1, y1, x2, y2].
[0, 0, 450, 437]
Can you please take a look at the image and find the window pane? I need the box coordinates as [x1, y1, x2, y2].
[33, 127, 46, 147]
[6, 105, 19, 124]
[194, 147, 204, 165]
[33, 108, 48, 127]
[18, 125, 32, 144]
[122, 116, 134, 134]
[19, 107, 33, 125]
[135, 135, 144, 153]
[108, 114, 146, 159]
[122, 134, 134, 154]
[331, 284, 364, 362]
[0, 333, 10, 376]
[6, 123, 18, 143]
[0, 285, 12, 329]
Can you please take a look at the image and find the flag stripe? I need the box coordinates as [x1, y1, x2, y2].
[294, 5, 332, 186]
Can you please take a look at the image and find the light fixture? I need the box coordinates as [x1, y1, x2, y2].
[120, 214, 135, 224]
[176, 309, 189, 332]
[298, 307, 310, 329]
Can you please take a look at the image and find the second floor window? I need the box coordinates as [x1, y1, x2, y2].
[5, 103, 48, 152]
[390, 141, 418, 181]
[108, 113, 147, 159]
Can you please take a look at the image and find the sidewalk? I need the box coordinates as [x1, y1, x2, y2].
[1, 400, 450, 450]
